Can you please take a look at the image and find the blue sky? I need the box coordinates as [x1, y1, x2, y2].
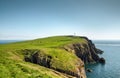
[0, 0, 120, 40]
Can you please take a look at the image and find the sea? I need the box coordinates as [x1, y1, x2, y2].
[86, 40, 120, 78]
[0, 40, 120, 78]
[0, 40, 23, 44]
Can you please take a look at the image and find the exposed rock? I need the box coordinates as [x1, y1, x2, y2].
[86, 68, 93, 72]
[99, 57, 105, 64]
[96, 49, 103, 54]
[64, 37, 104, 64]
[22, 49, 52, 68]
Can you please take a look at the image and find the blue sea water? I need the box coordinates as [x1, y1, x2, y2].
[0, 40, 23, 44]
[86, 40, 120, 78]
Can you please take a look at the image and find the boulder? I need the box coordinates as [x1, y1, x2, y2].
[86, 68, 93, 72]
[99, 57, 105, 64]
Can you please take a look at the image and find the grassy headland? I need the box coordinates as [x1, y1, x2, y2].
[0, 36, 90, 78]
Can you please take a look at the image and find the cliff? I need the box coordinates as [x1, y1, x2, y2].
[64, 36, 103, 64]
[0, 36, 104, 78]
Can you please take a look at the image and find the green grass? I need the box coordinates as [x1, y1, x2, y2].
[0, 36, 87, 78]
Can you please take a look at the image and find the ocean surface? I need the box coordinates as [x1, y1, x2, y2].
[86, 40, 120, 78]
[0, 40, 23, 44]
[0, 40, 120, 78]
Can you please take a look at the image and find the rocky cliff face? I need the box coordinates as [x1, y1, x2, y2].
[64, 37, 103, 64]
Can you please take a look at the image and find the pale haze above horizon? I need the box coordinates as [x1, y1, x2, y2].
[0, 0, 120, 40]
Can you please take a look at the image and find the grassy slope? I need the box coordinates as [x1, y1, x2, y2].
[0, 36, 87, 78]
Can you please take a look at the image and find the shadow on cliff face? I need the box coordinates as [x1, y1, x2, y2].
[64, 37, 105, 64]
[22, 49, 52, 68]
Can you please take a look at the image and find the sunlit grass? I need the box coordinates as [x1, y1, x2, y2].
[0, 36, 87, 78]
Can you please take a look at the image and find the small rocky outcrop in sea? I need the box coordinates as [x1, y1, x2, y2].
[99, 57, 105, 64]
[86, 68, 93, 72]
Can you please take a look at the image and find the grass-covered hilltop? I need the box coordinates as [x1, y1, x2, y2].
[0, 35, 105, 78]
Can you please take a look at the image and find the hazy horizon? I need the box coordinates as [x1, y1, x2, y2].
[1, 0, 120, 40]
[1, 35, 120, 40]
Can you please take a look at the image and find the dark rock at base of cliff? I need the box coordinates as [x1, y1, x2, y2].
[96, 49, 104, 54]
[99, 57, 105, 64]
[86, 68, 93, 72]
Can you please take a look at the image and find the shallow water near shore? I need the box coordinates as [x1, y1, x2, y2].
[86, 40, 120, 78]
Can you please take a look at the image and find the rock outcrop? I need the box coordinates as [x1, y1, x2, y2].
[64, 36, 104, 64]
[86, 68, 93, 72]
[99, 57, 105, 64]
[23, 49, 52, 68]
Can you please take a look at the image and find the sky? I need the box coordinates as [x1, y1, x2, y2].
[0, 0, 120, 40]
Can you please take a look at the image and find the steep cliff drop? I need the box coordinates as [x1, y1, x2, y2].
[64, 36, 104, 64]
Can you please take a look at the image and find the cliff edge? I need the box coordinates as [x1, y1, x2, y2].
[64, 36, 104, 64]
